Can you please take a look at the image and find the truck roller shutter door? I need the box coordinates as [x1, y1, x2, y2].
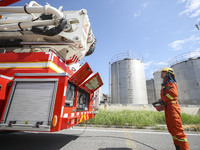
[4, 80, 57, 128]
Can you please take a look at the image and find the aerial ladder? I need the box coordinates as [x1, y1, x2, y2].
[0, 1, 103, 132]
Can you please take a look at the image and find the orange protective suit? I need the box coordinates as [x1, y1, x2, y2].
[161, 79, 189, 150]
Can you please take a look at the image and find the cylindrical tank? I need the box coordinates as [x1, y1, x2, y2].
[111, 58, 148, 104]
[94, 87, 103, 106]
[171, 58, 200, 105]
[153, 71, 162, 101]
[146, 79, 156, 104]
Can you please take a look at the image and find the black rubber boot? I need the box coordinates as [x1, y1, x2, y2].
[175, 145, 180, 150]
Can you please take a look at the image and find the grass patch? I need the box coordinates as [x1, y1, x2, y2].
[181, 113, 200, 125]
[183, 124, 200, 131]
[154, 125, 166, 130]
[82, 109, 200, 131]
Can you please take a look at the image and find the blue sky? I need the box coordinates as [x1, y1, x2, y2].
[12, 0, 200, 94]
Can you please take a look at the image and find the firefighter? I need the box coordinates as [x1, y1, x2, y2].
[159, 67, 189, 150]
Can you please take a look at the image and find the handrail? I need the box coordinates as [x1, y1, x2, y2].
[169, 50, 200, 66]
[110, 51, 143, 64]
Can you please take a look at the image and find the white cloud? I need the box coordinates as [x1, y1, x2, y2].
[168, 40, 185, 50]
[156, 62, 168, 66]
[144, 60, 168, 79]
[142, 2, 149, 9]
[196, 17, 200, 22]
[190, 9, 200, 17]
[179, 0, 187, 3]
[194, 47, 200, 51]
[134, 1, 150, 18]
[144, 61, 168, 70]
[188, 48, 200, 57]
[134, 11, 141, 18]
[144, 60, 154, 67]
[180, 0, 200, 17]
[168, 34, 200, 50]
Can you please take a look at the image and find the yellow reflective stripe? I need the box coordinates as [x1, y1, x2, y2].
[178, 138, 188, 142]
[173, 136, 188, 142]
[173, 136, 177, 140]
[166, 93, 174, 100]
[167, 101, 177, 104]
[80, 115, 83, 122]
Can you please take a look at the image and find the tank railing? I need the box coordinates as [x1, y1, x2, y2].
[169, 50, 200, 66]
[111, 52, 143, 64]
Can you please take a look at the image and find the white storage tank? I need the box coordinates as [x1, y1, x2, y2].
[146, 79, 156, 104]
[170, 54, 200, 105]
[111, 54, 148, 104]
[94, 87, 103, 105]
[153, 71, 162, 101]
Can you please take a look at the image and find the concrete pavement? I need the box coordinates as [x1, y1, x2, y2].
[0, 126, 199, 150]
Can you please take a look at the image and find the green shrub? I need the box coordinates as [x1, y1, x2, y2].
[83, 109, 200, 129]
[181, 113, 200, 125]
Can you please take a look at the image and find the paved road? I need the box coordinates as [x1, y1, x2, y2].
[0, 126, 199, 150]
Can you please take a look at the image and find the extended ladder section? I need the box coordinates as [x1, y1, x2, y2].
[0, 1, 96, 64]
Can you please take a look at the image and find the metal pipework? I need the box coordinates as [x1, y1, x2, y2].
[0, 1, 64, 20]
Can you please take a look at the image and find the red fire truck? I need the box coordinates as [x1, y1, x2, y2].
[0, 1, 103, 132]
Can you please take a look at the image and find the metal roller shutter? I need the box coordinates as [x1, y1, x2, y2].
[5, 80, 57, 127]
